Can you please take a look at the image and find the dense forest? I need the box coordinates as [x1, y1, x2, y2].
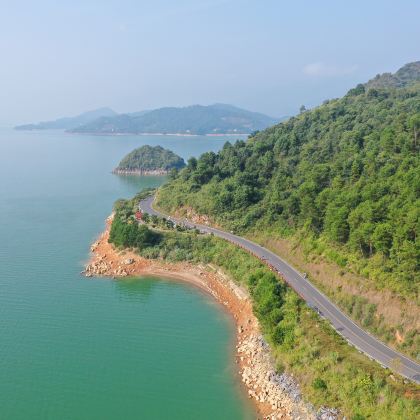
[157, 62, 420, 296]
[114, 145, 185, 173]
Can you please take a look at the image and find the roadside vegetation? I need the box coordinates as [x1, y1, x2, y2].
[108, 192, 419, 419]
[156, 71, 420, 356]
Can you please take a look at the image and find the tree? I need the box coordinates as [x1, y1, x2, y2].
[325, 205, 350, 243]
[135, 225, 160, 248]
[168, 168, 179, 180]
[408, 114, 420, 149]
[372, 223, 393, 256]
[142, 213, 150, 224]
[187, 157, 198, 170]
[347, 83, 365, 96]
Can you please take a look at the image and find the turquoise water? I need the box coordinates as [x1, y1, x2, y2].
[0, 129, 253, 419]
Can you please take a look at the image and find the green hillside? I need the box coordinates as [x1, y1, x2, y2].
[114, 145, 185, 173]
[157, 63, 420, 297]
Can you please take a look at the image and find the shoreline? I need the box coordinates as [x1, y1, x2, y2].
[84, 215, 317, 419]
[66, 131, 249, 137]
[112, 168, 169, 176]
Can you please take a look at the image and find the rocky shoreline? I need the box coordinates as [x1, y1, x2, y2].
[112, 168, 169, 176]
[84, 216, 338, 419]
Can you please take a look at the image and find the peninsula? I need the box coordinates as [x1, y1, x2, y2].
[112, 145, 185, 175]
[85, 209, 318, 419]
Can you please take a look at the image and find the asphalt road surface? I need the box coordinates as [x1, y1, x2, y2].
[139, 195, 420, 383]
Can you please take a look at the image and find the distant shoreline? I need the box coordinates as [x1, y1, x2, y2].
[14, 128, 250, 137]
[67, 131, 250, 137]
[112, 168, 169, 176]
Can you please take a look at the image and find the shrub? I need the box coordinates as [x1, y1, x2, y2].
[312, 378, 327, 391]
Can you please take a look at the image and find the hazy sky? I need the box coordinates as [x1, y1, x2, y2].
[2, 0, 420, 125]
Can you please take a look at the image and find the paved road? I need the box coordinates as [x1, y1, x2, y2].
[140, 195, 420, 383]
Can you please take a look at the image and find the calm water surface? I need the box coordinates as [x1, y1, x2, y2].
[0, 129, 254, 419]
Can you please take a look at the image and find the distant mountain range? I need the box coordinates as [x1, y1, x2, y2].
[15, 104, 279, 135]
[15, 107, 117, 130]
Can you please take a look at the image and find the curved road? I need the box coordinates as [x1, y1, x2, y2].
[140, 195, 420, 383]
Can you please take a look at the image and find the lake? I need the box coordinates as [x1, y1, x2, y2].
[0, 129, 254, 419]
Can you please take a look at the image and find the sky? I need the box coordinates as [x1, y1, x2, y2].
[1, 0, 420, 125]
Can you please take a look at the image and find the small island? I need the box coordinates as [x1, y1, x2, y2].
[113, 145, 186, 175]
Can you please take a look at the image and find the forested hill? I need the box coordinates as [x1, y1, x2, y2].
[69, 104, 278, 135]
[157, 62, 420, 295]
[114, 145, 185, 174]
